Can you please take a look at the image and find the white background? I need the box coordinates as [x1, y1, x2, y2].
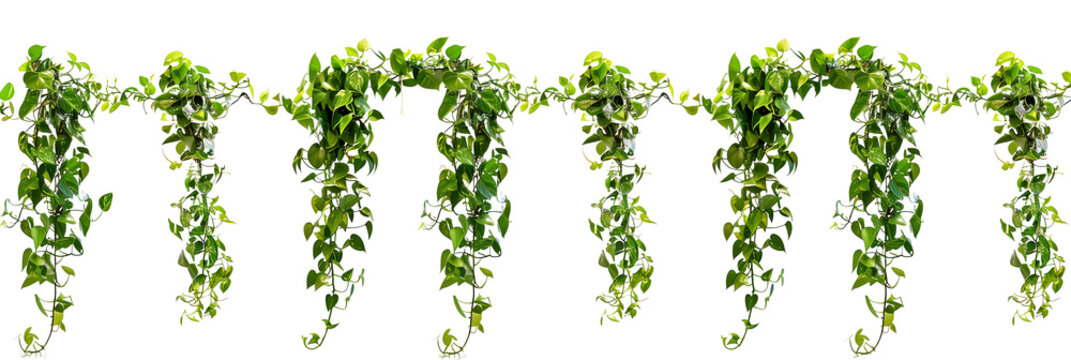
[1, 0, 1069, 359]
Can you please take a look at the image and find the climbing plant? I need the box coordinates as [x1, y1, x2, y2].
[0, 45, 122, 354]
[707, 39, 812, 349]
[970, 51, 1068, 324]
[276, 39, 398, 349]
[407, 37, 518, 356]
[817, 37, 935, 355]
[133, 51, 248, 324]
[571, 51, 665, 324]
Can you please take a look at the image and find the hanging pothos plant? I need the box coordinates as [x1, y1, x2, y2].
[815, 37, 936, 355]
[0, 45, 124, 354]
[275, 39, 399, 349]
[573, 51, 664, 324]
[969, 51, 1068, 324]
[520, 51, 691, 324]
[405, 37, 519, 356]
[131, 51, 249, 324]
[706, 39, 812, 349]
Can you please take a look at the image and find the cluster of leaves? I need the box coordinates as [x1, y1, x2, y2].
[278, 39, 395, 349]
[707, 39, 811, 349]
[570, 51, 665, 324]
[131, 51, 248, 324]
[408, 37, 519, 356]
[0, 45, 119, 354]
[968, 52, 1068, 323]
[818, 38, 935, 355]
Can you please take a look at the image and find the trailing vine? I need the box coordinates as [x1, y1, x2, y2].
[276, 39, 397, 349]
[133, 51, 249, 324]
[0, 45, 123, 354]
[406, 37, 518, 356]
[969, 52, 1068, 323]
[817, 38, 935, 355]
[571, 52, 665, 324]
[706, 39, 812, 349]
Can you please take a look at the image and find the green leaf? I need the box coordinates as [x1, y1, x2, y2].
[79, 211, 90, 235]
[305, 270, 317, 289]
[996, 51, 1015, 65]
[757, 113, 773, 132]
[728, 53, 740, 79]
[357, 38, 371, 52]
[727, 144, 744, 168]
[333, 90, 352, 110]
[850, 91, 870, 120]
[453, 295, 466, 317]
[22, 327, 36, 347]
[443, 72, 472, 91]
[439, 275, 456, 290]
[61, 266, 75, 276]
[861, 227, 877, 249]
[24, 72, 54, 90]
[35, 295, 47, 315]
[99, 193, 113, 211]
[336, 114, 353, 132]
[427, 37, 449, 54]
[442, 329, 454, 347]
[497, 200, 511, 236]
[31, 226, 46, 248]
[340, 195, 358, 210]
[839, 37, 860, 53]
[308, 54, 321, 80]
[857, 45, 876, 60]
[768, 235, 785, 251]
[163, 50, 183, 65]
[325, 293, 338, 310]
[852, 275, 870, 290]
[758, 195, 779, 210]
[776, 38, 790, 52]
[390, 49, 408, 76]
[891, 267, 905, 278]
[308, 144, 325, 169]
[867, 147, 886, 165]
[19, 89, 38, 118]
[1063, 71, 1071, 84]
[445, 45, 464, 60]
[0, 83, 13, 101]
[438, 92, 457, 120]
[449, 227, 465, 250]
[809, 49, 827, 74]
[829, 69, 853, 90]
[854, 72, 884, 91]
[584, 51, 603, 66]
[480, 267, 494, 278]
[29, 45, 45, 61]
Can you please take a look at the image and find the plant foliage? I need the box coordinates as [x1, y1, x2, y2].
[410, 37, 520, 356]
[574, 52, 665, 324]
[971, 51, 1068, 323]
[133, 51, 249, 324]
[819, 38, 935, 355]
[274, 40, 396, 349]
[706, 39, 811, 349]
[0, 45, 123, 354]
